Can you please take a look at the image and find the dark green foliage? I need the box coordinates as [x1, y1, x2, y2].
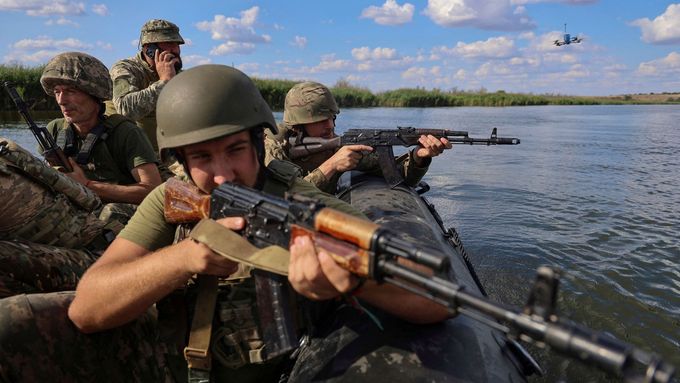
[252, 78, 297, 111]
[1, 65, 676, 112]
[0, 64, 58, 112]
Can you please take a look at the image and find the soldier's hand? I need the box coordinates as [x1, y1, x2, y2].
[63, 157, 90, 185]
[179, 217, 244, 276]
[323, 144, 373, 174]
[414, 135, 451, 165]
[288, 235, 362, 300]
[155, 50, 179, 81]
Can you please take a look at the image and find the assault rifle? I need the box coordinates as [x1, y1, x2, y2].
[288, 127, 520, 186]
[164, 178, 675, 383]
[2, 81, 72, 172]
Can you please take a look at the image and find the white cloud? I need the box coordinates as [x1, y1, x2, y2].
[451, 36, 516, 58]
[3, 35, 94, 64]
[210, 42, 256, 55]
[238, 63, 260, 73]
[45, 17, 79, 27]
[637, 52, 680, 76]
[196, 6, 271, 55]
[4, 49, 58, 63]
[291, 36, 307, 49]
[509, 56, 540, 66]
[423, 0, 534, 31]
[631, 4, 680, 45]
[402, 66, 428, 79]
[511, 0, 597, 4]
[11, 36, 91, 50]
[352, 46, 398, 60]
[0, 0, 86, 16]
[309, 54, 352, 73]
[474, 61, 514, 77]
[91, 3, 108, 16]
[360, 0, 415, 26]
[563, 63, 589, 78]
[454, 69, 466, 80]
[96, 41, 112, 50]
[182, 54, 212, 67]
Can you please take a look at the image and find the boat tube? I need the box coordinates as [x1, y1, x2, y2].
[291, 171, 539, 382]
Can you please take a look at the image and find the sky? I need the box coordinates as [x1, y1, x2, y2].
[1, 0, 680, 96]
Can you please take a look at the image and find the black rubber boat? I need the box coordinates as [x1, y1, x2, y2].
[309, 171, 541, 382]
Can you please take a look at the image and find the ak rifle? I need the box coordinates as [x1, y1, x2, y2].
[2, 81, 72, 172]
[288, 127, 519, 186]
[164, 178, 675, 383]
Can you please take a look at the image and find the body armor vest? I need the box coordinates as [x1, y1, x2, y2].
[160, 160, 301, 375]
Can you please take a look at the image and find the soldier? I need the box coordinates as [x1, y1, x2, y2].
[110, 18, 184, 152]
[0, 65, 448, 382]
[41, 51, 162, 223]
[0, 138, 107, 298]
[265, 81, 452, 193]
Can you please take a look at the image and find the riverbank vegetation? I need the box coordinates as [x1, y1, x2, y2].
[2, 64, 679, 113]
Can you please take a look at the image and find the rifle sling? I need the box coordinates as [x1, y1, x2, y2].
[184, 274, 218, 380]
[185, 219, 290, 381]
[189, 219, 290, 276]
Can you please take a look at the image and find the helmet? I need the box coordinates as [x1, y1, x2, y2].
[140, 19, 185, 45]
[40, 52, 112, 100]
[157, 64, 277, 158]
[283, 81, 339, 126]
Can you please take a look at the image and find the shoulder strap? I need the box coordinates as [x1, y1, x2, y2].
[75, 123, 109, 165]
[74, 115, 131, 165]
[54, 121, 79, 157]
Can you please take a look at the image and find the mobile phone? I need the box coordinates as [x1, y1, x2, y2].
[144, 43, 160, 60]
[143, 43, 182, 72]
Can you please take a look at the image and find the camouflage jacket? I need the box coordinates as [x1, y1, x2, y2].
[110, 52, 165, 122]
[264, 126, 429, 194]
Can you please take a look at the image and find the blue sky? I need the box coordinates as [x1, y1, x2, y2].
[1, 0, 679, 96]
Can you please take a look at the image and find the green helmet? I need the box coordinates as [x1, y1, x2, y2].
[283, 81, 339, 126]
[157, 64, 277, 159]
[40, 52, 112, 100]
[140, 19, 185, 45]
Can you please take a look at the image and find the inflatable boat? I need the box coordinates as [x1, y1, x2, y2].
[294, 171, 541, 382]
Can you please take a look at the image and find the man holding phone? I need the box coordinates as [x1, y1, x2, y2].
[109, 19, 184, 153]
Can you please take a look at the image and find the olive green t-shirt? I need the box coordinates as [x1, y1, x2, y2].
[119, 176, 366, 251]
[46, 116, 158, 185]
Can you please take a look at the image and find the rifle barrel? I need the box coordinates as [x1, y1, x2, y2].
[378, 260, 674, 383]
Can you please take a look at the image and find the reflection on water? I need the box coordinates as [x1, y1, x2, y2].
[3, 105, 680, 381]
[337, 105, 680, 380]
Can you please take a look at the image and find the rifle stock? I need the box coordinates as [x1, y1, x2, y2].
[163, 177, 675, 383]
[2, 81, 73, 172]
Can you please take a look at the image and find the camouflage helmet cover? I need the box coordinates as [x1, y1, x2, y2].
[283, 81, 339, 126]
[40, 51, 112, 100]
[156, 64, 277, 157]
[140, 19, 185, 45]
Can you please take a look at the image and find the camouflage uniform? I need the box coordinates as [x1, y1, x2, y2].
[265, 125, 429, 194]
[265, 81, 429, 194]
[0, 167, 362, 383]
[41, 52, 160, 227]
[110, 19, 184, 152]
[0, 138, 108, 298]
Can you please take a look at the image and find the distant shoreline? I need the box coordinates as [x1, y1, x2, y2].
[2, 64, 679, 113]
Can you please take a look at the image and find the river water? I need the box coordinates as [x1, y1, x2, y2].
[1, 105, 679, 381]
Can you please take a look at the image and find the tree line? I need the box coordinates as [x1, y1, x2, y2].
[0, 63, 671, 113]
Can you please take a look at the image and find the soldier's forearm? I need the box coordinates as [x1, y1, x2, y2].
[113, 81, 166, 120]
[88, 181, 155, 204]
